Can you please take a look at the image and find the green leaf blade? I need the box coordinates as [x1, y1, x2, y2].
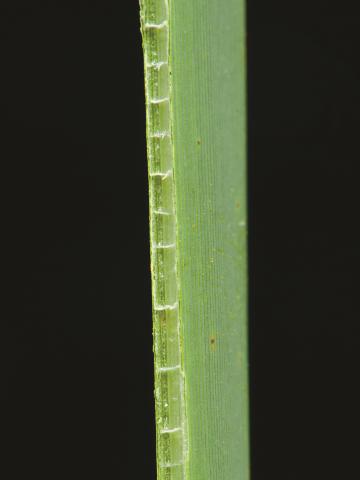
[140, 0, 249, 478]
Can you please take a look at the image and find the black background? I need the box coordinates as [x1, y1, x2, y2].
[2, 0, 359, 478]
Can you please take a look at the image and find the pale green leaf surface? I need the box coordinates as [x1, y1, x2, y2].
[140, 1, 249, 479]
